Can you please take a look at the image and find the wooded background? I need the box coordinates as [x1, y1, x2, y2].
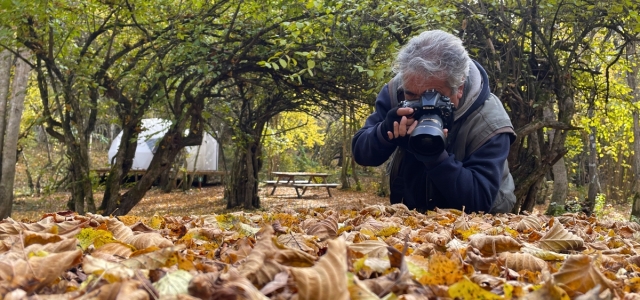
[0, 0, 639, 219]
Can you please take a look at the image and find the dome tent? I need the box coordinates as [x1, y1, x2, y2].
[107, 118, 219, 172]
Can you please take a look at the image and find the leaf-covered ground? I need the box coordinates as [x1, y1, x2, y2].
[4, 203, 640, 299]
[11, 185, 391, 221]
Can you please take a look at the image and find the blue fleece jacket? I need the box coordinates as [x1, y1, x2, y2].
[352, 79, 512, 213]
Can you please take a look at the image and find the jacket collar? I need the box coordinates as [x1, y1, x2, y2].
[454, 60, 490, 122]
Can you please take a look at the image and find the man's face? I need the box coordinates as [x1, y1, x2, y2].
[402, 73, 464, 108]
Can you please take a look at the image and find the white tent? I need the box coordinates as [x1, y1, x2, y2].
[108, 118, 219, 172]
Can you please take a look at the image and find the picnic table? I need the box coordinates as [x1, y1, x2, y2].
[265, 172, 339, 198]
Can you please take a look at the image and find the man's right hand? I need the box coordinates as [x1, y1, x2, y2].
[382, 107, 417, 141]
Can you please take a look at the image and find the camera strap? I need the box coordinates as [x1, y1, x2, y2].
[386, 76, 404, 184]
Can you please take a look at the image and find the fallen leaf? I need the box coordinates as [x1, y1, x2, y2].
[553, 255, 615, 295]
[448, 276, 503, 300]
[538, 221, 584, 252]
[153, 269, 193, 296]
[468, 234, 522, 256]
[290, 237, 349, 300]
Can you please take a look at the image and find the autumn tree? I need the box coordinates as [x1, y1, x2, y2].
[454, 0, 640, 213]
[0, 49, 31, 219]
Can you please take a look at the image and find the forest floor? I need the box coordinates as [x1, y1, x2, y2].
[10, 182, 634, 222]
[10, 184, 391, 222]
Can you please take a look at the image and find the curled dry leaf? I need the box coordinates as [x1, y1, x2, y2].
[277, 233, 315, 254]
[239, 226, 288, 288]
[498, 252, 547, 272]
[348, 240, 389, 259]
[0, 249, 83, 293]
[2, 237, 78, 262]
[538, 221, 584, 252]
[468, 234, 522, 256]
[107, 217, 172, 249]
[521, 243, 567, 261]
[553, 254, 615, 295]
[422, 232, 451, 247]
[469, 273, 505, 289]
[305, 212, 339, 240]
[260, 271, 290, 295]
[272, 220, 288, 234]
[289, 237, 349, 300]
[516, 215, 543, 232]
[466, 250, 497, 272]
[122, 245, 185, 269]
[82, 280, 151, 300]
[91, 242, 134, 261]
[83, 255, 141, 282]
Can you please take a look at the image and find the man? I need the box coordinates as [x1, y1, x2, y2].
[352, 30, 516, 213]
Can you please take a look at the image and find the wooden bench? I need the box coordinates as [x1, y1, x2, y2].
[263, 180, 311, 186]
[292, 183, 339, 198]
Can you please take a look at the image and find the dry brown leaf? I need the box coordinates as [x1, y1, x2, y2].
[107, 217, 172, 249]
[469, 273, 505, 289]
[81, 280, 151, 300]
[0, 219, 51, 239]
[305, 212, 339, 240]
[274, 245, 317, 267]
[0, 249, 82, 293]
[290, 237, 349, 300]
[83, 255, 141, 282]
[466, 250, 497, 272]
[516, 215, 543, 232]
[553, 254, 615, 295]
[239, 226, 287, 288]
[188, 272, 231, 299]
[538, 221, 584, 252]
[468, 234, 522, 256]
[498, 252, 547, 272]
[122, 245, 185, 269]
[22, 230, 63, 247]
[277, 233, 316, 254]
[221, 237, 254, 264]
[272, 220, 288, 234]
[422, 232, 450, 247]
[91, 242, 134, 261]
[348, 240, 389, 258]
[260, 271, 290, 295]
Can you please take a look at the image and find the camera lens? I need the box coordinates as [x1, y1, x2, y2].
[409, 135, 444, 156]
[409, 114, 446, 156]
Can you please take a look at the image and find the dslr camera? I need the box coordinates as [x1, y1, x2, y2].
[399, 90, 455, 156]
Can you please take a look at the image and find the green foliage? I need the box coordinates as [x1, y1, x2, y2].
[593, 193, 607, 218]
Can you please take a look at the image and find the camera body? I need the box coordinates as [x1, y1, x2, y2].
[398, 90, 455, 156]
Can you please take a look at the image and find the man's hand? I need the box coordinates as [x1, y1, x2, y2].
[382, 107, 417, 141]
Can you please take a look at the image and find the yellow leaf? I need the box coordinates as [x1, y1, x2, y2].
[418, 252, 464, 285]
[456, 225, 480, 240]
[448, 277, 504, 300]
[76, 227, 116, 250]
[347, 272, 380, 300]
[376, 225, 400, 237]
[149, 214, 165, 229]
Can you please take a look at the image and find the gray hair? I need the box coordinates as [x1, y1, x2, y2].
[393, 30, 471, 94]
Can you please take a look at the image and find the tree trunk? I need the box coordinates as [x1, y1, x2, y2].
[109, 125, 204, 216]
[628, 41, 640, 222]
[100, 121, 140, 212]
[0, 51, 31, 219]
[544, 106, 568, 215]
[585, 108, 600, 215]
[340, 102, 350, 189]
[226, 138, 261, 209]
[0, 50, 13, 163]
[518, 130, 543, 213]
[350, 104, 360, 191]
